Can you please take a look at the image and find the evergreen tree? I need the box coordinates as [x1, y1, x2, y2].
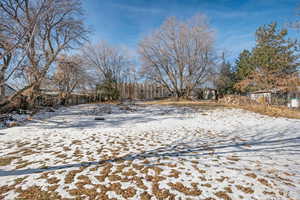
[235, 50, 254, 81]
[215, 54, 236, 95]
[252, 22, 298, 74]
[235, 22, 300, 92]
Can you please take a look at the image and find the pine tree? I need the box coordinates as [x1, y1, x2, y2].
[215, 54, 236, 95]
[252, 22, 298, 74]
[235, 22, 300, 92]
[235, 50, 253, 81]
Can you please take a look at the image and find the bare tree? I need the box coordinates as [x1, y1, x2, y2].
[82, 41, 132, 99]
[138, 15, 215, 99]
[0, 0, 89, 109]
[82, 41, 132, 83]
[0, 31, 12, 99]
[0, 1, 34, 99]
[52, 55, 89, 105]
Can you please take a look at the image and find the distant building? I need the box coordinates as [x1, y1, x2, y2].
[249, 89, 275, 103]
[192, 87, 217, 100]
[249, 88, 300, 107]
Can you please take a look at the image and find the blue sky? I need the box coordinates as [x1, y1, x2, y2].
[82, 0, 300, 63]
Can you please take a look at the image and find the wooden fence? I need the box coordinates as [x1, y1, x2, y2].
[34, 83, 171, 107]
[34, 93, 96, 107]
[117, 83, 171, 100]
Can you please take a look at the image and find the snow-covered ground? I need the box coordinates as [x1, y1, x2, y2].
[0, 103, 299, 199]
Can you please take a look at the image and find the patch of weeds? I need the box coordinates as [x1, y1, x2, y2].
[121, 187, 136, 199]
[122, 169, 137, 177]
[235, 185, 254, 194]
[198, 176, 207, 181]
[149, 166, 163, 175]
[15, 161, 34, 169]
[20, 148, 36, 156]
[245, 173, 257, 179]
[64, 169, 83, 184]
[73, 148, 83, 158]
[224, 186, 233, 193]
[0, 156, 17, 166]
[72, 140, 82, 145]
[257, 178, 272, 188]
[109, 182, 122, 195]
[38, 172, 50, 180]
[146, 175, 166, 182]
[47, 185, 59, 192]
[165, 163, 177, 168]
[215, 191, 231, 200]
[47, 177, 60, 184]
[16, 186, 62, 200]
[132, 164, 144, 170]
[168, 182, 202, 196]
[152, 182, 175, 199]
[132, 176, 148, 190]
[89, 166, 99, 171]
[284, 182, 296, 187]
[14, 176, 28, 185]
[140, 191, 152, 200]
[168, 169, 181, 178]
[16, 141, 30, 148]
[192, 165, 206, 174]
[226, 156, 240, 162]
[63, 146, 71, 151]
[108, 174, 122, 182]
[39, 164, 49, 169]
[56, 153, 68, 159]
[263, 190, 275, 196]
[201, 183, 212, 188]
[216, 176, 228, 183]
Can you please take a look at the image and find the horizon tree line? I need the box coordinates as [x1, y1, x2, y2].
[0, 0, 300, 112]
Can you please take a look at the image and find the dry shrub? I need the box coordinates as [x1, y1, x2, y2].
[230, 104, 300, 119]
[143, 97, 300, 119]
[218, 95, 258, 106]
[219, 95, 300, 119]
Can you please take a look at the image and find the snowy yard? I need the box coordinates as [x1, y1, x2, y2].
[0, 103, 299, 199]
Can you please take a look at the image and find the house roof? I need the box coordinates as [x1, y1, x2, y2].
[250, 89, 280, 94]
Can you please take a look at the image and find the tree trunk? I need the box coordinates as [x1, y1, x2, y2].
[0, 55, 10, 100]
[27, 82, 41, 108]
[0, 74, 5, 99]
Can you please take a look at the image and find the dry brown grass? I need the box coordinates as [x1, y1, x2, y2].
[16, 186, 62, 200]
[225, 104, 300, 119]
[235, 185, 254, 194]
[0, 156, 17, 166]
[142, 99, 220, 107]
[167, 182, 202, 196]
[245, 173, 257, 179]
[215, 191, 232, 200]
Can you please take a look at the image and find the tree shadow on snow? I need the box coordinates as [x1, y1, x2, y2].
[1, 128, 299, 177]
[23, 105, 199, 130]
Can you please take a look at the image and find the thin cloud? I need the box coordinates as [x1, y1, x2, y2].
[111, 3, 163, 14]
